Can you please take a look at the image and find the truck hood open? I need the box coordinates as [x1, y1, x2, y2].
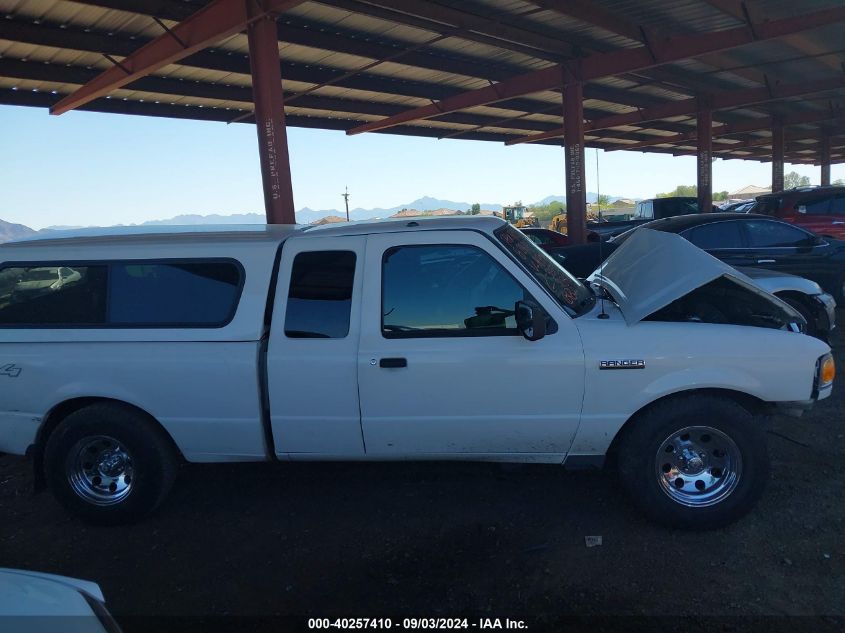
[587, 228, 798, 325]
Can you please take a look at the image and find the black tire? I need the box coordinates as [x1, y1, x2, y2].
[836, 274, 845, 304]
[778, 295, 820, 340]
[44, 403, 179, 525]
[616, 395, 768, 530]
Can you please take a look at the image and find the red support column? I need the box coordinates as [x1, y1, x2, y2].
[821, 133, 831, 185]
[247, 10, 295, 224]
[697, 103, 713, 212]
[563, 70, 586, 244]
[772, 121, 785, 192]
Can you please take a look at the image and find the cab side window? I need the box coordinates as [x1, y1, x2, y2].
[382, 245, 528, 338]
[285, 251, 356, 339]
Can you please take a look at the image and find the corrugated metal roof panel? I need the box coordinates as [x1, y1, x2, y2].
[0, 0, 842, 163]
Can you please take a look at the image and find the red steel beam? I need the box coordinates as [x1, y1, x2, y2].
[346, 5, 845, 135]
[821, 133, 832, 185]
[605, 107, 845, 151]
[697, 105, 713, 213]
[248, 10, 295, 224]
[505, 75, 845, 146]
[50, 0, 305, 115]
[772, 122, 785, 192]
[563, 74, 587, 245]
[707, 126, 845, 154]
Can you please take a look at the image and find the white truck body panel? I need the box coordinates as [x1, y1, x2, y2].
[0, 217, 832, 465]
[569, 301, 829, 457]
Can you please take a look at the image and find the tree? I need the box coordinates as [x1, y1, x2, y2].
[596, 194, 611, 207]
[470, 202, 481, 215]
[713, 191, 729, 201]
[784, 171, 810, 189]
[656, 184, 697, 198]
[833, 178, 844, 186]
[528, 200, 566, 221]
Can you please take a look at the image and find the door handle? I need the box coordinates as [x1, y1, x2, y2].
[379, 357, 407, 368]
[832, 221, 845, 225]
[757, 259, 776, 264]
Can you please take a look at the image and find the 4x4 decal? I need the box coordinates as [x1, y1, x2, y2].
[0, 363, 21, 378]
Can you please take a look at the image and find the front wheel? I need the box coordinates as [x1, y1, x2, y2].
[44, 403, 179, 525]
[617, 395, 768, 530]
[778, 295, 820, 340]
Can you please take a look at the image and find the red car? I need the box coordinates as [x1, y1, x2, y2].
[520, 227, 570, 251]
[748, 185, 845, 239]
[520, 227, 599, 251]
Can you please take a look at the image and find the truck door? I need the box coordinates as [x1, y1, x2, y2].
[357, 230, 584, 458]
[267, 235, 365, 456]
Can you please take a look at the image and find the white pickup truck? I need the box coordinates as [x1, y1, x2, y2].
[0, 217, 834, 529]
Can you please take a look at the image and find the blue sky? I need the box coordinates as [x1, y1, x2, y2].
[2, 104, 842, 230]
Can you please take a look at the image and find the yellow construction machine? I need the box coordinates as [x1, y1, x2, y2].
[501, 202, 539, 228]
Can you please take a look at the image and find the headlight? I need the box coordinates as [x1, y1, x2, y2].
[818, 353, 835, 388]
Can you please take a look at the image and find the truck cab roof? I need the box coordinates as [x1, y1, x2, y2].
[5, 216, 507, 248]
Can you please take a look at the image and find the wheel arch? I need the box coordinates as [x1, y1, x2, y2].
[603, 387, 767, 470]
[31, 397, 183, 491]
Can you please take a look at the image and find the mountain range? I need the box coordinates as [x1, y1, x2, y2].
[1, 193, 630, 241]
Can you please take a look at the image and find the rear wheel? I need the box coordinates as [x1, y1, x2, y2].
[617, 395, 768, 530]
[44, 403, 179, 525]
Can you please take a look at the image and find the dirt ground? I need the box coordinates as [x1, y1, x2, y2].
[2, 319, 845, 632]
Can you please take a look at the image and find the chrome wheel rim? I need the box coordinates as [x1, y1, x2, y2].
[67, 435, 134, 506]
[655, 426, 741, 508]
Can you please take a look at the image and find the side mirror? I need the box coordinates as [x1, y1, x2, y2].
[515, 300, 547, 341]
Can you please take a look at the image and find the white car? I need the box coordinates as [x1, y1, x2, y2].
[0, 218, 834, 529]
[0, 568, 120, 632]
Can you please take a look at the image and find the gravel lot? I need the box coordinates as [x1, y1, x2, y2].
[1, 319, 844, 631]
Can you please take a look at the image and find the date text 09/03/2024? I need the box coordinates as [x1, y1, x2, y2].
[307, 618, 528, 630]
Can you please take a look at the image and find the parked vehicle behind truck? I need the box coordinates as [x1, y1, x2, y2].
[549, 213, 839, 340]
[0, 218, 833, 529]
[589, 196, 719, 239]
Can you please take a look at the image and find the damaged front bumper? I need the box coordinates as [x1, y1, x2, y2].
[774, 378, 833, 417]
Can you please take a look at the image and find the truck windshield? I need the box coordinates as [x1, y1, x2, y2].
[494, 224, 594, 316]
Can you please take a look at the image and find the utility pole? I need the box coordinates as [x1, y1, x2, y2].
[342, 186, 350, 222]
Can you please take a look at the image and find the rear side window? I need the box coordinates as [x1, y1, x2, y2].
[634, 201, 653, 219]
[285, 251, 356, 339]
[525, 232, 549, 245]
[829, 195, 845, 215]
[684, 221, 744, 249]
[109, 263, 241, 326]
[0, 261, 242, 327]
[660, 198, 698, 215]
[747, 197, 781, 215]
[744, 221, 814, 248]
[799, 197, 831, 215]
